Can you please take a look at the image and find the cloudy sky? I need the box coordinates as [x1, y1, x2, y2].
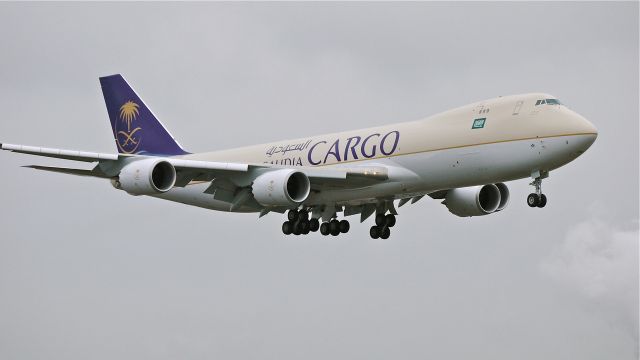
[0, 2, 637, 359]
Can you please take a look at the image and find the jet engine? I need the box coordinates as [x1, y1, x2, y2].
[252, 169, 310, 207]
[444, 183, 510, 217]
[113, 158, 177, 195]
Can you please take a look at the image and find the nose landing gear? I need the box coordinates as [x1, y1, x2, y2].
[527, 170, 548, 208]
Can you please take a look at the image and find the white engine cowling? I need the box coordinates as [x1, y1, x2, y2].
[444, 183, 509, 217]
[494, 182, 510, 212]
[252, 169, 310, 207]
[114, 158, 177, 195]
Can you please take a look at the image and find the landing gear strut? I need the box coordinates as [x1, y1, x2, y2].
[527, 171, 548, 208]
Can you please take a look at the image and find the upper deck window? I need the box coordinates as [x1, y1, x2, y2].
[535, 98, 562, 106]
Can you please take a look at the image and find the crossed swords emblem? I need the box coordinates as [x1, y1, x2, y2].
[118, 127, 142, 147]
[117, 100, 142, 153]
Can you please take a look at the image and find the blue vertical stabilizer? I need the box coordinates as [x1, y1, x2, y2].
[100, 74, 189, 156]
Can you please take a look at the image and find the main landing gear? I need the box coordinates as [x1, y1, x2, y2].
[527, 171, 548, 208]
[319, 219, 350, 236]
[282, 209, 350, 237]
[369, 213, 396, 240]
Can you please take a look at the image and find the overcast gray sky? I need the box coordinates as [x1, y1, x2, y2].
[0, 2, 637, 359]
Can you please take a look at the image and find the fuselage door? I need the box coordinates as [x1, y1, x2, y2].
[512, 100, 524, 116]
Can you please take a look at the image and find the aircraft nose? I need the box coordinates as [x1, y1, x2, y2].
[568, 111, 597, 153]
[576, 113, 597, 146]
[577, 113, 598, 137]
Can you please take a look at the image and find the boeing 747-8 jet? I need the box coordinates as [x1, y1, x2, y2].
[1, 75, 597, 238]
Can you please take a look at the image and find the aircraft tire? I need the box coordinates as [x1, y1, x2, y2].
[537, 194, 547, 208]
[385, 214, 396, 227]
[375, 214, 386, 227]
[370, 226, 380, 239]
[309, 218, 320, 232]
[300, 220, 310, 233]
[527, 193, 540, 207]
[282, 221, 293, 235]
[329, 219, 340, 233]
[380, 227, 391, 240]
[339, 220, 350, 233]
[320, 222, 330, 236]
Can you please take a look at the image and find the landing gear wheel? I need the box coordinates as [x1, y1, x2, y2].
[282, 221, 293, 235]
[287, 209, 299, 221]
[369, 226, 381, 239]
[320, 222, 330, 236]
[380, 227, 391, 240]
[292, 222, 302, 235]
[375, 214, 386, 227]
[298, 210, 309, 221]
[537, 194, 547, 208]
[300, 220, 310, 234]
[385, 214, 396, 227]
[329, 219, 340, 234]
[309, 218, 320, 232]
[527, 193, 540, 207]
[300, 220, 310, 235]
[339, 220, 350, 233]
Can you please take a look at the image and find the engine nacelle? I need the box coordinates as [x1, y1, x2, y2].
[114, 159, 177, 195]
[252, 169, 310, 207]
[494, 182, 510, 212]
[444, 183, 509, 217]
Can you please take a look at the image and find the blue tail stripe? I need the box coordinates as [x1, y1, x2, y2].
[100, 74, 189, 156]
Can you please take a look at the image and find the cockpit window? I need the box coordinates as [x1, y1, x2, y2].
[535, 98, 562, 106]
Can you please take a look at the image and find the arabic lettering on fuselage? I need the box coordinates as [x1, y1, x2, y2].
[264, 130, 400, 166]
[265, 140, 313, 157]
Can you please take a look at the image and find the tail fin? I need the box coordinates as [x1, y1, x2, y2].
[100, 74, 189, 156]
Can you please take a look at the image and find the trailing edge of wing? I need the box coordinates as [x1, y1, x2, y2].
[170, 159, 249, 172]
[169, 162, 388, 188]
[23, 165, 110, 178]
[1, 143, 119, 162]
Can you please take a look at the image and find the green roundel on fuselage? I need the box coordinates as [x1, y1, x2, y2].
[472, 118, 486, 129]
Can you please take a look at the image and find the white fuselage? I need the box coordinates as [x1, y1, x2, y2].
[155, 93, 597, 213]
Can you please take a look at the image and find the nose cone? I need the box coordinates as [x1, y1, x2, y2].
[574, 112, 598, 150]
[566, 111, 597, 155]
[577, 114, 598, 136]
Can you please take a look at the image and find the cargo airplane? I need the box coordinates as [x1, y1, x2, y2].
[1, 75, 598, 239]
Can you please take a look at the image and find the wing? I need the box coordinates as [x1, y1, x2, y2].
[1, 143, 119, 162]
[2, 142, 389, 188]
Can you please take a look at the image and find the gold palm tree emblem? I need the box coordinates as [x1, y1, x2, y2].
[119, 100, 139, 131]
